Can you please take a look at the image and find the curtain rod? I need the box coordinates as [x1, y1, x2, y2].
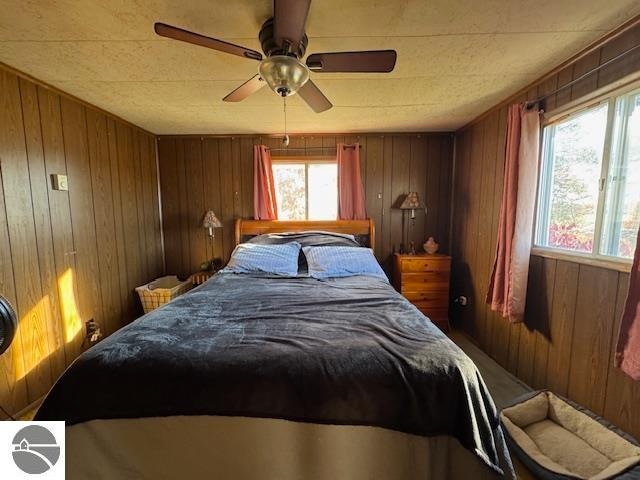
[526, 42, 640, 108]
[266, 144, 361, 152]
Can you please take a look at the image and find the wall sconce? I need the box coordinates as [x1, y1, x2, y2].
[202, 210, 222, 239]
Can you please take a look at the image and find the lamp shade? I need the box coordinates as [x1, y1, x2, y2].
[202, 210, 222, 229]
[259, 55, 309, 97]
[399, 192, 423, 210]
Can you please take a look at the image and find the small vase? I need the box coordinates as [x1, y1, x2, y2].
[423, 237, 439, 255]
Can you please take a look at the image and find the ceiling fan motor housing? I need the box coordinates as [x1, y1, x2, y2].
[259, 55, 309, 97]
[259, 18, 308, 58]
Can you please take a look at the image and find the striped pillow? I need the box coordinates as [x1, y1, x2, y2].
[223, 242, 301, 277]
[302, 246, 387, 281]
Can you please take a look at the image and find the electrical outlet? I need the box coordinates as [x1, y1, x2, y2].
[455, 296, 468, 307]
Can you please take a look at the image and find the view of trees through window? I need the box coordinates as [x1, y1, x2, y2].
[536, 87, 640, 260]
[273, 161, 337, 220]
[539, 104, 608, 253]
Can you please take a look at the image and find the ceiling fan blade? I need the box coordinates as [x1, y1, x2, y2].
[223, 75, 267, 102]
[306, 50, 397, 73]
[297, 80, 332, 113]
[154, 22, 262, 61]
[274, 0, 311, 50]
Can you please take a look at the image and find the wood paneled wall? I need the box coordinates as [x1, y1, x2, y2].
[451, 23, 640, 439]
[0, 65, 163, 417]
[157, 134, 454, 277]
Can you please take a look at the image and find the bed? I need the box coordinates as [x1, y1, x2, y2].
[36, 219, 515, 479]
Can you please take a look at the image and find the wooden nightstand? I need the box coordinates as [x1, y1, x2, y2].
[393, 253, 452, 332]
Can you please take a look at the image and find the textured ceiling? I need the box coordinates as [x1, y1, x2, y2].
[1, 1, 638, 134]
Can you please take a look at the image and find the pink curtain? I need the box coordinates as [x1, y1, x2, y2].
[615, 226, 640, 380]
[253, 145, 278, 220]
[486, 104, 541, 322]
[337, 143, 366, 220]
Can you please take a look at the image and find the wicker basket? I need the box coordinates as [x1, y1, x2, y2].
[136, 276, 192, 313]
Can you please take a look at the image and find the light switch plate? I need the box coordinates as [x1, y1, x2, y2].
[51, 174, 69, 191]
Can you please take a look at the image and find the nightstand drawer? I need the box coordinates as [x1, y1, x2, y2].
[400, 258, 450, 273]
[417, 307, 449, 319]
[400, 271, 450, 288]
[412, 299, 449, 310]
[402, 289, 448, 303]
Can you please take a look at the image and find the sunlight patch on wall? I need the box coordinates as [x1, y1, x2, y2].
[14, 296, 52, 380]
[59, 269, 82, 344]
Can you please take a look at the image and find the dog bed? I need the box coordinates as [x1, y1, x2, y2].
[500, 391, 640, 479]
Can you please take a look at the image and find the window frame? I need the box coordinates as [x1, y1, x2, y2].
[533, 80, 640, 270]
[271, 155, 337, 221]
[601, 87, 640, 258]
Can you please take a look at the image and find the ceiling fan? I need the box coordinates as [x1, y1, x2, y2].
[154, 0, 397, 113]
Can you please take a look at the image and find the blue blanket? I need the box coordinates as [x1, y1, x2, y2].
[37, 273, 513, 477]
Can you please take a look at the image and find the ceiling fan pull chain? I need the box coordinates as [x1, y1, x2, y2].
[283, 96, 290, 146]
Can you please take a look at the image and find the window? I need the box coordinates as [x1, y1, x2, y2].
[602, 89, 640, 258]
[535, 85, 640, 261]
[272, 157, 338, 220]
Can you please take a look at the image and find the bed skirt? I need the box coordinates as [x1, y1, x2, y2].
[66, 415, 513, 479]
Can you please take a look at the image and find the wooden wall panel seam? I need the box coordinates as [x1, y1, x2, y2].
[11, 76, 51, 401]
[16, 77, 57, 399]
[0, 141, 28, 413]
[107, 118, 130, 324]
[82, 107, 108, 335]
[60, 98, 104, 358]
[19, 78, 67, 379]
[0, 136, 29, 390]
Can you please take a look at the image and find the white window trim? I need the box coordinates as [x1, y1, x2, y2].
[531, 246, 631, 273]
[533, 80, 640, 268]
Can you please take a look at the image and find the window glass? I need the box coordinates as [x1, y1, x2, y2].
[601, 91, 640, 258]
[273, 163, 305, 220]
[536, 103, 608, 253]
[307, 163, 337, 220]
[273, 161, 338, 220]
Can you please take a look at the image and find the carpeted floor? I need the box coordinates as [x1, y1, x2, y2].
[448, 330, 531, 410]
[449, 330, 535, 479]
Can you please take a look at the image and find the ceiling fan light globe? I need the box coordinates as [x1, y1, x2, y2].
[259, 55, 309, 97]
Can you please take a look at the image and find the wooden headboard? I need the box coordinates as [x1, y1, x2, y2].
[235, 219, 375, 250]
